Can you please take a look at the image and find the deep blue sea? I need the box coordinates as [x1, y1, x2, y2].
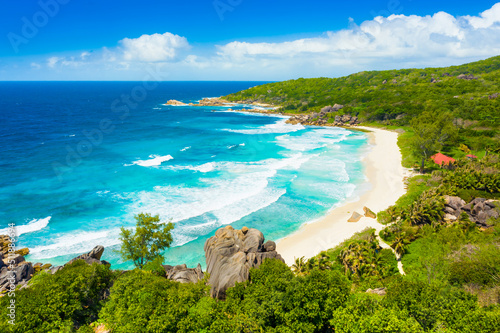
[0, 82, 369, 269]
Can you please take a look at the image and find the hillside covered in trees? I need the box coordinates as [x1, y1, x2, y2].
[225, 56, 500, 153]
[1, 57, 499, 332]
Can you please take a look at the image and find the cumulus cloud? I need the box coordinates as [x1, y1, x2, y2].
[47, 56, 61, 68]
[38, 3, 500, 80]
[119, 32, 189, 62]
[216, 3, 500, 68]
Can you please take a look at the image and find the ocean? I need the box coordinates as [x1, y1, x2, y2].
[0, 81, 369, 269]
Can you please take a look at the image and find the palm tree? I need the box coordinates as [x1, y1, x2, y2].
[291, 256, 307, 276]
[391, 235, 410, 259]
[366, 250, 384, 278]
[306, 257, 318, 271]
[316, 251, 331, 270]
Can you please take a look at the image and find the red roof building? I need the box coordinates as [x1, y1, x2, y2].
[431, 153, 456, 166]
[466, 154, 478, 159]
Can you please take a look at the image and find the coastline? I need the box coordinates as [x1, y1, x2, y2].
[166, 98, 410, 265]
[276, 126, 410, 265]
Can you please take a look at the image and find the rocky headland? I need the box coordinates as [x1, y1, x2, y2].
[1, 226, 283, 300]
[165, 97, 232, 107]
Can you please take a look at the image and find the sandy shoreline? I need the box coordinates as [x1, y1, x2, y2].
[276, 126, 410, 265]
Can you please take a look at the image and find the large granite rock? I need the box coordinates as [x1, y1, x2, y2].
[0, 235, 35, 294]
[348, 212, 363, 222]
[163, 263, 204, 283]
[363, 206, 377, 219]
[64, 245, 109, 267]
[204, 226, 284, 299]
[47, 245, 110, 274]
[443, 196, 499, 227]
[457, 74, 477, 80]
[0, 262, 34, 294]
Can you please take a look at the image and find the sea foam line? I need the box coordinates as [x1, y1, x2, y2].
[126, 154, 174, 167]
[0, 216, 51, 236]
[220, 118, 305, 135]
[28, 229, 122, 260]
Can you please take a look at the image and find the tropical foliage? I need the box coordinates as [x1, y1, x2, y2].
[118, 213, 174, 269]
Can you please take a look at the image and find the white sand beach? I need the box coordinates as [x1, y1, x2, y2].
[276, 126, 410, 265]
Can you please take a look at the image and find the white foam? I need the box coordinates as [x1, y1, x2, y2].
[180, 146, 191, 152]
[276, 128, 349, 151]
[169, 186, 286, 247]
[195, 162, 215, 173]
[0, 217, 51, 236]
[221, 119, 305, 135]
[128, 154, 174, 167]
[125, 154, 307, 234]
[227, 143, 246, 149]
[29, 229, 122, 260]
[163, 162, 216, 173]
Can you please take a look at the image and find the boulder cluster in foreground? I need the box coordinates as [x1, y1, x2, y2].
[0, 226, 283, 300]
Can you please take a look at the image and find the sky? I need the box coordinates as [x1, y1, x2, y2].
[1, 0, 500, 80]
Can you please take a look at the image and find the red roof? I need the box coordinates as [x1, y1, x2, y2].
[431, 153, 456, 166]
[466, 154, 477, 158]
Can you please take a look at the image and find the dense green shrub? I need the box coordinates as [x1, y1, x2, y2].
[331, 293, 424, 332]
[400, 188, 445, 226]
[0, 261, 116, 333]
[99, 270, 211, 333]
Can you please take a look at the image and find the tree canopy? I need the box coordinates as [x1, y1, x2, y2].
[118, 213, 174, 269]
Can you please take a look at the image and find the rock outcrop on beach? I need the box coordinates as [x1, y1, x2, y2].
[163, 263, 204, 283]
[364, 206, 377, 219]
[348, 212, 363, 222]
[443, 196, 499, 227]
[204, 225, 284, 299]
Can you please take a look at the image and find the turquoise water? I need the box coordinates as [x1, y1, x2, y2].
[0, 82, 369, 269]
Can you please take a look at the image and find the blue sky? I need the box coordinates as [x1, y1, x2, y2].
[1, 0, 500, 80]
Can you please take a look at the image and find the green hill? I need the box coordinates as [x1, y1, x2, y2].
[225, 55, 500, 127]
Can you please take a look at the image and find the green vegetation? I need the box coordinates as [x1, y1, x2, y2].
[225, 56, 500, 127]
[410, 111, 458, 172]
[225, 55, 500, 163]
[0, 260, 116, 332]
[118, 213, 174, 269]
[2, 57, 499, 332]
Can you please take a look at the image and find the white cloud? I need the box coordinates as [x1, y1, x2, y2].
[466, 3, 500, 29]
[47, 56, 61, 68]
[216, 3, 500, 69]
[119, 32, 189, 62]
[36, 3, 500, 80]
[30, 62, 41, 69]
[80, 51, 91, 60]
